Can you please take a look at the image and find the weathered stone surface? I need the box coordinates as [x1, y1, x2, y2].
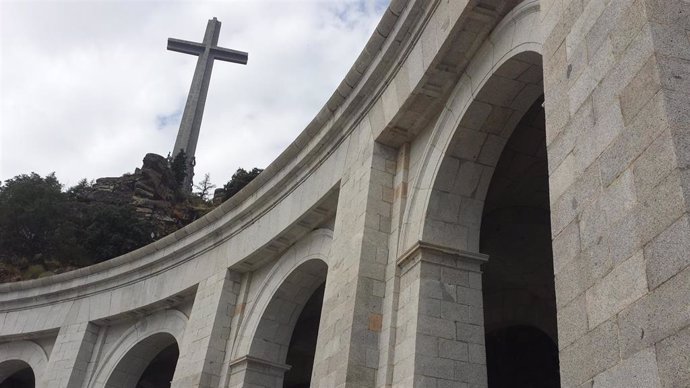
[656, 325, 690, 388]
[169, 18, 248, 192]
[559, 319, 620, 387]
[586, 252, 648, 329]
[620, 54, 661, 126]
[557, 293, 588, 350]
[592, 347, 662, 388]
[1, 1, 689, 387]
[618, 265, 690, 358]
[644, 214, 690, 289]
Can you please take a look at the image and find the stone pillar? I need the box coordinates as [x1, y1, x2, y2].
[37, 322, 99, 388]
[390, 242, 487, 387]
[376, 143, 410, 387]
[226, 356, 291, 388]
[310, 139, 397, 387]
[541, 0, 690, 386]
[171, 270, 241, 388]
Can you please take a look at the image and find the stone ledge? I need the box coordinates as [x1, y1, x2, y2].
[397, 240, 489, 274]
[228, 355, 291, 373]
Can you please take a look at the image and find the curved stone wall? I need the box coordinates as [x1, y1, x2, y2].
[2, 0, 689, 386]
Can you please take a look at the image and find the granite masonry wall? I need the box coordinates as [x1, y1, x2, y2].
[0, 0, 688, 387]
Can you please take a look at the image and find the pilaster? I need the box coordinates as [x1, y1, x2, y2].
[310, 138, 397, 387]
[37, 322, 98, 388]
[542, 0, 690, 386]
[171, 269, 242, 388]
[376, 143, 410, 387]
[391, 241, 488, 387]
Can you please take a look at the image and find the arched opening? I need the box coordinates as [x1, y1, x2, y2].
[485, 325, 559, 387]
[0, 361, 34, 388]
[283, 282, 325, 388]
[480, 97, 560, 387]
[417, 42, 557, 385]
[105, 332, 179, 388]
[240, 259, 328, 387]
[136, 342, 179, 388]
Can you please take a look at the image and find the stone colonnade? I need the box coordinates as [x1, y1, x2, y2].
[1, 0, 690, 387]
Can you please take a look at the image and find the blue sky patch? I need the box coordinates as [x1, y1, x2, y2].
[156, 108, 183, 130]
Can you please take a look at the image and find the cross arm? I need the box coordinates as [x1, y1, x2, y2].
[210, 46, 248, 65]
[167, 38, 205, 56]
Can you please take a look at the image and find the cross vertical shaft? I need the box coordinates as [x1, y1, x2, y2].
[168, 17, 248, 191]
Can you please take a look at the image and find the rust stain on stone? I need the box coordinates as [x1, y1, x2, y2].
[234, 303, 246, 316]
[394, 182, 408, 200]
[369, 313, 383, 332]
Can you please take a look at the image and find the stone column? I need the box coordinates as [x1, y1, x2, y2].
[171, 270, 241, 388]
[542, 0, 690, 387]
[376, 143, 410, 387]
[390, 242, 487, 387]
[226, 356, 291, 388]
[37, 322, 99, 388]
[310, 139, 397, 387]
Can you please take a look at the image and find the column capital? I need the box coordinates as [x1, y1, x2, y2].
[228, 355, 291, 372]
[226, 355, 291, 387]
[397, 240, 488, 274]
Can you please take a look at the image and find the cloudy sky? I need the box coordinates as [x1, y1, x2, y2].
[0, 0, 388, 189]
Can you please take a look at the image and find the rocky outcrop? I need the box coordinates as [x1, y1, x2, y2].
[80, 153, 209, 236]
[134, 153, 178, 201]
[212, 188, 226, 205]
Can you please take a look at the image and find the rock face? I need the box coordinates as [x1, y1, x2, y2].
[82, 153, 204, 236]
[212, 188, 226, 205]
[134, 153, 178, 202]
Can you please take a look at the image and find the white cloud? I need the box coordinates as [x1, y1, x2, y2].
[0, 0, 387, 188]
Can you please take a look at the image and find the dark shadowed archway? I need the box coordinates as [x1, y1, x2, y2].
[480, 97, 560, 387]
[232, 259, 328, 387]
[0, 341, 47, 387]
[0, 361, 34, 388]
[105, 332, 179, 388]
[283, 282, 325, 388]
[413, 38, 559, 385]
[485, 325, 559, 387]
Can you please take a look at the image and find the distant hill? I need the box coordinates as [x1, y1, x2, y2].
[0, 154, 261, 282]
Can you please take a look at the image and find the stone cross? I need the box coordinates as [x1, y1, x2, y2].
[168, 17, 248, 191]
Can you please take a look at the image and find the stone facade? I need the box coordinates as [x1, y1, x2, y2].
[1, 0, 689, 387]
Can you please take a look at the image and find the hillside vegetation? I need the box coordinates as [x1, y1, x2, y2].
[0, 154, 261, 282]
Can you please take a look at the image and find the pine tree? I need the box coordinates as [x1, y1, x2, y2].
[223, 168, 263, 201]
[193, 173, 216, 202]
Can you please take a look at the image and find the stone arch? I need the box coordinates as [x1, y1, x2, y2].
[478, 96, 558, 344]
[104, 333, 178, 388]
[227, 229, 332, 387]
[476, 93, 561, 379]
[91, 309, 187, 388]
[0, 361, 34, 388]
[401, 0, 543, 253]
[230, 229, 332, 360]
[248, 258, 328, 364]
[0, 340, 47, 384]
[394, 1, 557, 385]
